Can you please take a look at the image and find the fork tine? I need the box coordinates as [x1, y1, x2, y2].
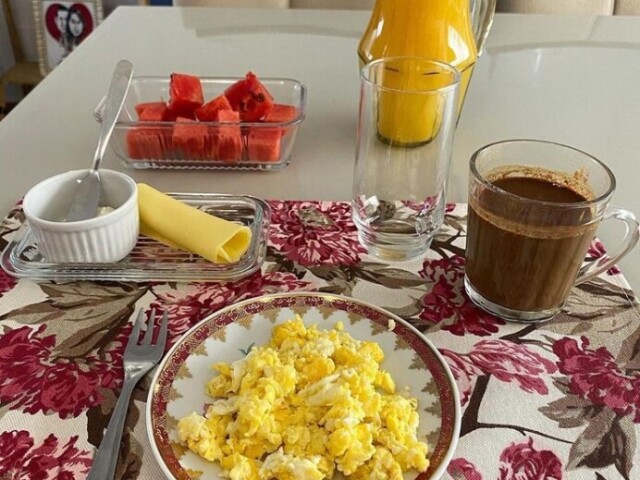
[156, 310, 169, 348]
[129, 309, 144, 344]
[141, 307, 156, 346]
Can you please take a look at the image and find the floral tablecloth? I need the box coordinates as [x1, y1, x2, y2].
[0, 201, 638, 480]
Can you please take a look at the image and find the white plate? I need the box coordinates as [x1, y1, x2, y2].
[146, 293, 460, 480]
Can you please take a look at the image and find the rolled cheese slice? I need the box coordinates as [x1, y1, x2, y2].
[137, 183, 252, 263]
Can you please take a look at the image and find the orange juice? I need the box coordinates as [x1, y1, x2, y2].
[366, 58, 458, 146]
[358, 0, 477, 144]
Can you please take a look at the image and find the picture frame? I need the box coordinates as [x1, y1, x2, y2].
[32, 0, 104, 76]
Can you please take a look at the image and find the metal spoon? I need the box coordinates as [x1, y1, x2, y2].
[66, 59, 133, 222]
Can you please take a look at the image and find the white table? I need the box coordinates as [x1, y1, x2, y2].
[1, 7, 639, 290]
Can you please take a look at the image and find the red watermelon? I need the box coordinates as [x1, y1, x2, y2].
[195, 94, 232, 122]
[172, 117, 208, 158]
[247, 128, 281, 162]
[224, 72, 274, 121]
[135, 102, 167, 118]
[264, 104, 299, 124]
[128, 102, 171, 158]
[138, 102, 169, 122]
[126, 129, 166, 159]
[211, 110, 242, 162]
[168, 73, 204, 118]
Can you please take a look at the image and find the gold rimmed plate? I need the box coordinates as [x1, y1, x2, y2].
[146, 292, 460, 479]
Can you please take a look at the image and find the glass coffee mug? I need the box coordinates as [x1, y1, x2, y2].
[464, 140, 640, 323]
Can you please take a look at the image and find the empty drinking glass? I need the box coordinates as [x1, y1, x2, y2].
[352, 57, 460, 261]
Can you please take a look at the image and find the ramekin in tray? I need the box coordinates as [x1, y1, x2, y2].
[94, 77, 306, 171]
[22, 169, 139, 264]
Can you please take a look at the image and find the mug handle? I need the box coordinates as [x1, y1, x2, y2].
[575, 207, 640, 285]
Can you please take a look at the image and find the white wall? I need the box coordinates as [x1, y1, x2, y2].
[1, 0, 139, 103]
[103, 0, 141, 16]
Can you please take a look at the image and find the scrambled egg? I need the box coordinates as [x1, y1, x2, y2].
[177, 316, 429, 479]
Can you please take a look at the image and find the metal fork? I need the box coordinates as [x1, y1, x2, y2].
[87, 308, 168, 480]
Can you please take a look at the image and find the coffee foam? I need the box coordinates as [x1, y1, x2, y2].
[484, 166, 596, 202]
[471, 166, 598, 240]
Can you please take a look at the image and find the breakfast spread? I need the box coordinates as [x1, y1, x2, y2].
[177, 316, 430, 479]
[137, 183, 252, 263]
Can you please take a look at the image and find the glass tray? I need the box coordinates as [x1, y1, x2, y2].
[94, 77, 306, 171]
[0, 194, 270, 283]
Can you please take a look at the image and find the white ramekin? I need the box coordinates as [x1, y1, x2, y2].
[23, 170, 139, 263]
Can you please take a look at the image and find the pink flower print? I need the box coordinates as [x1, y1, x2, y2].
[553, 336, 640, 421]
[419, 256, 504, 335]
[151, 282, 239, 346]
[0, 325, 123, 418]
[0, 430, 92, 479]
[442, 340, 556, 404]
[420, 276, 460, 323]
[0, 269, 16, 298]
[586, 239, 621, 275]
[447, 457, 483, 480]
[498, 437, 562, 480]
[446, 303, 504, 336]
[421, 255, 466, 284]
[469, 340, 557, 395]
[441, 349, 483, 406]
[419, 256, 465, 323]
[268, 200, 366, 266]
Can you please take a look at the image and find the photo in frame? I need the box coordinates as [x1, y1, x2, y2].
[32, 0, 104, 76]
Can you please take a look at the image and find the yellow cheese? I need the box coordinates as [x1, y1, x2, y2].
[137, 183, 252, 263]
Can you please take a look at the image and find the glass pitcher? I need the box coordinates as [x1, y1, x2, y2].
[358, 0, 495, 116]
[470, 0, 497, 55]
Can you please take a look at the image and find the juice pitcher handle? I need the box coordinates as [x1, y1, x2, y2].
[470, 0, 496, 55]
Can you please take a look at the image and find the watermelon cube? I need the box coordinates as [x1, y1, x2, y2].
[168, 73, 204, 118]
[195, 94, 232, 122]
[211, 110, 242, 162]
[127, 128, 166, 159]
[172, 117, 208, 159]
[264, 103, 300, 139]
[128, 102, 172, 159]
[138, 103, 169, 122]
[135, 101, 167, 118]
[224, 72, 274, 121]
[127, 102, 171, 159]
[264, 104, 299, 124]
[247, 128, 281, 162]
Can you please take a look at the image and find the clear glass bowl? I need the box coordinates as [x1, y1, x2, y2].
[94, 77, 306, 170]
[1, 194, 270, 282]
